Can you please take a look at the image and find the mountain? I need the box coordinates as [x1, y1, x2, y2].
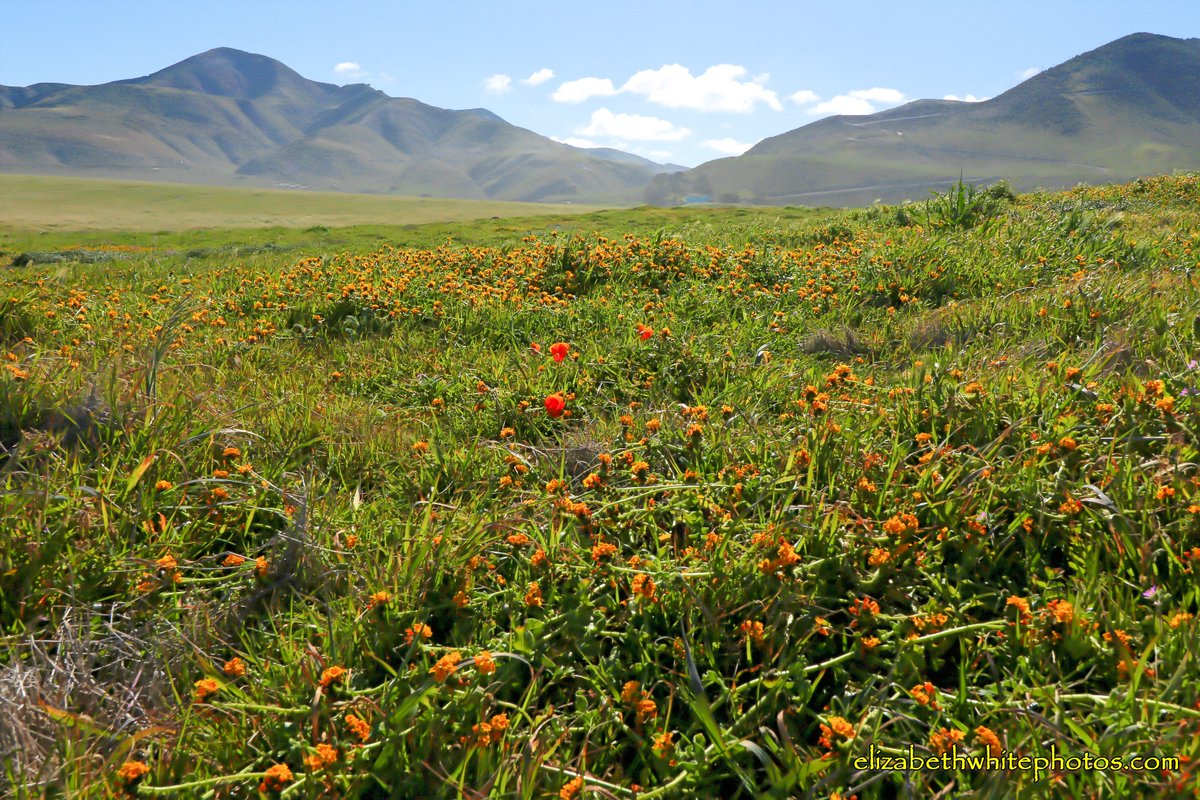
[586, 147, 688, 174]
[0, 47, 666, 203]
[649, 33, 1200, 206]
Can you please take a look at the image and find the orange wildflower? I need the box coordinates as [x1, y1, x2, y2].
[929, 727, 965, 755]
[258, 763, 293, 793]
[1059, 496, 1083, 515]
[818, 716, 856, 749]
[432, 651, 463, 681]
[739, 619, 766, 645]
[974, 726, 1002, 756]
[882, 513, 919, 537]
[488, 712, 509, 741]
[1047, 598, 1075, 624]
[850, 597, 880, 618]
[116, 760, 151, 784]
[910, 682, 939, 709]
[319, 666, 348, 688]
[193, 678, 219, 702]
[1169, 611, 1193, 628]
[560, 776, 585, 800]
[590, 542, 619, 561]
[404, 623, 433, 645]
[474, 650, 496, 675]
[304, 743, 338, 771]
[1006, 596, 1033, 625]
[630, 573, 657, 602]
[868, 548, 891, 567]
[222, 657, 246, 678]
[345, 713, 371, 742]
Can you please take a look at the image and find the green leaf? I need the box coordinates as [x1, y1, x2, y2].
[124, 453, 156, 495]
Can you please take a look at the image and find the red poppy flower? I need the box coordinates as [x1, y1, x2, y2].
[549, 342, 570, 362]
[530, 342, 541, 354]
[544, 393, 566, 418]
[637, 324, 654, 341]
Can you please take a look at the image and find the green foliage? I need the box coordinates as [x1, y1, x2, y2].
[919, 177, 1014, 232]
[2, 174, 1200, 799]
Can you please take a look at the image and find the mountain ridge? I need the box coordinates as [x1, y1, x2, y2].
[650, 32, 1200, 206]
[0, 47, 672, 203]
[3, 35, 1197, 207]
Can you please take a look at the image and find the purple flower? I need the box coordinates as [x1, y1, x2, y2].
[1142, 585, 1158, 600]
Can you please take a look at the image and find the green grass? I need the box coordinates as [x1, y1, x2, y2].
[0, 174, 608, 232]
[1, 174, 1198, 799]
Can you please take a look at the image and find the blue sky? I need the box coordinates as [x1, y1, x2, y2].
[2, 1, 1197, 166]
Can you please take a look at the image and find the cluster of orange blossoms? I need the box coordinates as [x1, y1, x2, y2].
[431, 651, 463, 681]
[345, 713, 371, 743]
[818, 716, 857, 750]
[319, 665, 348, 689]
[305, 743, 339, 771]
[620, 680, 658, 724]
[259, 763, 293, 793]
[116, 760, 150, 785]
[466, 712, 510, 747]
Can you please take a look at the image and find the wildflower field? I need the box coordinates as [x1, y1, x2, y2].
[1, 174, 1199, 799]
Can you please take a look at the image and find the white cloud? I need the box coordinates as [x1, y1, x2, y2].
[1020, 67, 1042, 79]
[576, 108, 691, 141]
[523, 68, 555, 86]
[483, 74, 513, 94]
[621, 64, 781, 112]
[552, 135, 601, 149]
[809, 87, 906, 116]
[789, 89, 820, 106]
[701, 137, 753, 156]
[333, 62, 367, 81]
[551, 64, 781, 112]
[552, 77, 619, 103]
[943, 93, 988, 102]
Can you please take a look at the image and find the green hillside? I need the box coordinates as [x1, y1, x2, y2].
[652, 33, 1200, 206]
[0, 48, 670, 203]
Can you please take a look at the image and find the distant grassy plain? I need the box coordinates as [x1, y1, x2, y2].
[0, 172, 604, 232]
[0, 173, 830, 256]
